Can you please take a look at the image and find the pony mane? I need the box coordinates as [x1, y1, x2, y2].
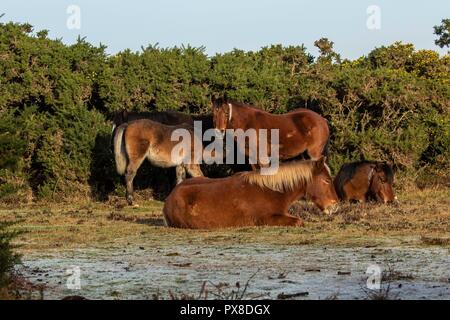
[227, 100, 263, 110]
[241, 160, 314, 193]
[378, 162, 394, 183]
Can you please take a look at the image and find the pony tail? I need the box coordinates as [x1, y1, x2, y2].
[113, 124, 128, 175]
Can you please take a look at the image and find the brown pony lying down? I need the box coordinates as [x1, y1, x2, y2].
[163, 157, 338, 229]
[334, 161, 397, 203]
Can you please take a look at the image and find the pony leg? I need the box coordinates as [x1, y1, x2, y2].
[176, 165, 186, 184]
[348, 195, 366, 203]
[124, 156, 145, 205]
[358, 195, 367, 203]
[185, 164, 204, 178]
[125, 169, 136, 205]
[262, 214, 304, 227]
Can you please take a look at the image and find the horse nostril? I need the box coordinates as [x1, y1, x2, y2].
[324, 204, 339, 215]
[332, 204, 339, 213]
[389, 199, 399, 205]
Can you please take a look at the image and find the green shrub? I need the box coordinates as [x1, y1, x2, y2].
[0, 221, 21, 288]
[0, 21, 448, 202]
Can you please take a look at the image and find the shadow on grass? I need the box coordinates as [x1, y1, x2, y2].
[106, 211, 166, 227]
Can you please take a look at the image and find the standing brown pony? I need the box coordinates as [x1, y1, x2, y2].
[114, 119, 204, 205]
[211, 98, 330, 168]
[163, 157, 339, 229]
[333, 161, 397, 203]
[111, 109, 213, 133]
[111, 108, 251, 175]
[111, 109, 213, 151]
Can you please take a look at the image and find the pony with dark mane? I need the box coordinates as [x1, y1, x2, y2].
[163, 157, 338, 229]
[333, 160, 396, 203]
[111, 109, 215, 204]
[211, 97, 330, 169]
[112, 109, 213, 133]
[113, 119, 205, 205]
[111, 109, 213, 150]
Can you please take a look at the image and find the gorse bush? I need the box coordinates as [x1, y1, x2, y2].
[0, 221, 21, 289]
[0, 21, 449, 202]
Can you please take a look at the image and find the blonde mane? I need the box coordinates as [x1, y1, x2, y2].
[242, 160, 315, 193]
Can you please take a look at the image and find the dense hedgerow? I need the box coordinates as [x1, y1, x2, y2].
[0, 21, 449, 202]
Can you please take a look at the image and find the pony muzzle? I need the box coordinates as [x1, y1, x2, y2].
[386, 196, 399, 205]
[323, 203, 339, 215]
[214, 128, 226, 139]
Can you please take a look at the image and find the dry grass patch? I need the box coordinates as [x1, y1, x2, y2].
[0, 187, 448, 252]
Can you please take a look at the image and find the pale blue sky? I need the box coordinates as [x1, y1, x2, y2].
[2, 0, 449, 58]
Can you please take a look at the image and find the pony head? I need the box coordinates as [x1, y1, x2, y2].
[370, 161, 396, 203]
[211, 95, 232, 135]
[306, 156, 339, 214]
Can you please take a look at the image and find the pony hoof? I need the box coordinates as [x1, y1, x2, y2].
[126, 196, 133, 206]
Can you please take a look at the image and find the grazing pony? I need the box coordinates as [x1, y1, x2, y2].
[333, 161, 397, 203]
[114, 119, 204, 205]
[163, 157, 339, 229]
[211, 98, 330, 169]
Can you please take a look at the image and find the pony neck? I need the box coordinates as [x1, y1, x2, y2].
[227, 102, 261, 130]
[285, 186, 308, 203]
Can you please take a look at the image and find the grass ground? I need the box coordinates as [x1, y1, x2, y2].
[0, 186, 448, 253]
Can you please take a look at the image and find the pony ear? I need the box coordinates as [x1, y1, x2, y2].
[211, 94, 221, 107]
[314, 156, 325, 170]
[375, 162, 384, 172]
[122, 109, 128, 122]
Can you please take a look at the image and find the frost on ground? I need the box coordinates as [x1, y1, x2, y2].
[21, 244, 449, 300]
